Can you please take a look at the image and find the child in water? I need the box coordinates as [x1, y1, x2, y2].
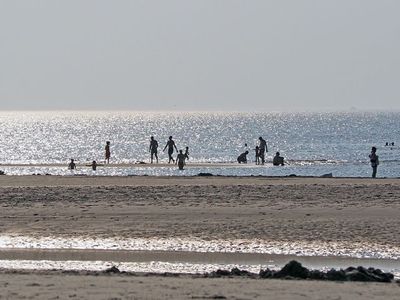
[254, 146, 260, 165]
[176, 150, 186, 170]
[184, 147, 189, 160]
[68, 159, 76, 170]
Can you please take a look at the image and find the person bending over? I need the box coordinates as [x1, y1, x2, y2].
[237, 151, 249, 164]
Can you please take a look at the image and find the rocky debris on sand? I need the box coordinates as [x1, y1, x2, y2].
[209, 268, 255, 278]
[320, 173, 333, 178]
[198, 173, 213, 176]
[0, 170, 5, 175]
[211, 261, 394, 282]
[274, 260, 309, 279]
[105, 266, 121, 274]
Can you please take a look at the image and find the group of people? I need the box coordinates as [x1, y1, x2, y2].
[237, 137, 285, 166]
[149, 136, 189, 169]
[69, 137, 190, 171]
[68, 141, 110, 171]
[68, 137, 383, 178]
[237, 137, 268, 164]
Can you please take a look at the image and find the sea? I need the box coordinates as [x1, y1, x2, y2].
[0, 110, 399, 177]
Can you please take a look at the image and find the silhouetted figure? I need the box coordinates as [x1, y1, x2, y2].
[68, 159, 76, 170]
[369, 147, 379, 178]
[163, 136, 178, 163]
[184, 146, 190, 160]
[105, 141, 111, 164]
[149, 136, 159, 164]
[176, 150, 186, 170]
[91, 160, 97, 171]
[392, 142, 395, 146]
[254, 146, 260, 165]
[237, 151, 249, 164]
[273, 152, 285, 166]
[385, 142, 389, 146]
[244, 143, 251, 162]
[258, 137, 268, 165]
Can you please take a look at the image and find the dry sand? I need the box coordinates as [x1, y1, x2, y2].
[0, 271, 399, 300]
[0, 175, 399, 299]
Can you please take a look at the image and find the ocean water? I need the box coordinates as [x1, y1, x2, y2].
[0, 111, 399, 177]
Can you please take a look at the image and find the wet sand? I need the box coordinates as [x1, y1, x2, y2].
[0, 175, 399, 298]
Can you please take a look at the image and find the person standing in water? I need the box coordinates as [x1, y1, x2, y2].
[258, 137, 268, 165]
[68, 159, 76, 170]
[254, 146, 260, 165]
[369, 146, 379, 178]
[149, 136, 159, 164]
[105, 141, 111, 164]
[176, 150, 186, 170]
[91, 160, 97, 171]
[184, 146, 190, 160]
[163, 136, 178, 163]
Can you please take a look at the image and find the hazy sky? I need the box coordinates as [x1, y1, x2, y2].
[0, 0, 399, 111]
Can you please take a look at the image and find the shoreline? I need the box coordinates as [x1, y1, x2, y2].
[1, 174, 400, 186]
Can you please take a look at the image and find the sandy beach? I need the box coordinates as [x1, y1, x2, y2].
[0, 270, 399, 300]
[0, 175, 399, 298]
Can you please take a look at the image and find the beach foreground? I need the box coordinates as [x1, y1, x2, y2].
[0, 175, 399, 298]
[0, 270, 399, 300]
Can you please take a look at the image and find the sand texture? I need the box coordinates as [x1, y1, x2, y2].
[0, 176, 399, 246]
[0, 271, 398, 300]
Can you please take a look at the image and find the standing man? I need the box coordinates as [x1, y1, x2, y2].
[258, 136, 268, 165]
[369, 146, 379, 178]
[163, 136, 178, 163]
[105, 141, 111, 164]
[149, 136, 159, 164]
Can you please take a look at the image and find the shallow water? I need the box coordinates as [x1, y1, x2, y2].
[0, 260, 399, 279]
[0, 163, 390, 177]
[0, 235, 398, 260]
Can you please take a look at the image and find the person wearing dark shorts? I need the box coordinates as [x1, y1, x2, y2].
[258, 137, 267, 165]
[105, 141, 111, 164]
[369, 146, 379, 178]
[149, 136, 159, 164]
[163, 136, 178, 163]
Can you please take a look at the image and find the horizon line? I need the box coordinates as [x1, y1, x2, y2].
[0, 108, 400, 114]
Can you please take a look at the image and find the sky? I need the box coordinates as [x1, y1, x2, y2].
[0, 0, 399, 111]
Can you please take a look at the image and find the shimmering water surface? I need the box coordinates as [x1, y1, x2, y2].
[0, 111, 399, 177]
[0, 235, 399, 277]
